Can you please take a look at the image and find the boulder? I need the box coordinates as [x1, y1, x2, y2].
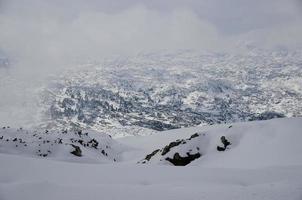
[70, 144, 82, 157]
[166, 152, 201, 166]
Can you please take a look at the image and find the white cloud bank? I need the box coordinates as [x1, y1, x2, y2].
[0, 5, 223, 75]
[0, 0, 301, 74]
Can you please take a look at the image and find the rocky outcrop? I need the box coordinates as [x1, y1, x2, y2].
[70, 144, 82, 157]
[217, 136, 231, 151]
[0, 127, 121, 162]
[139, 132, 203, 166]
[166, 152, 201, 166]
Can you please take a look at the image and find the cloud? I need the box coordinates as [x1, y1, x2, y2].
[0, 3, 221, 67]
[0, 0, 301, 75]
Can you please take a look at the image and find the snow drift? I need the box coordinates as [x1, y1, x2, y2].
[0, 118, 302, 200]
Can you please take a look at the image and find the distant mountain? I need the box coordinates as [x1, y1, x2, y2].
[40, 48, 302, 136]
[0, 55, 9, 69]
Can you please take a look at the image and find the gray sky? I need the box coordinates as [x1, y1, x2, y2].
[2, 0, 302, 30]
[0, 0, 302, 72]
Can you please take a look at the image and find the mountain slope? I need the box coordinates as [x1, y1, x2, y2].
[0, 118, 302, 200]
[132, 117, 302, 167]
[0, 127, 125, 163]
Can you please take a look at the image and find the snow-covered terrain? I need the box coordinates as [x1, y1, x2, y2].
[1, 48, 302, 137]
[41, 48, 302, 136]
[1, 118, 301, 200]
[0, 127, 124, 163]
[1, 1, 302, 199]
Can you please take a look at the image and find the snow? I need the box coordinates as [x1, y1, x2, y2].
[22, 48, 302, 134]
[0, 128, 125, 163]
[0, 118, 302, 199]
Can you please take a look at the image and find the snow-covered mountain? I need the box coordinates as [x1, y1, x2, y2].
[1, 118, 301, 200]
[0, 126, 125, 163]
[39, 48, 302, 136]
[136, 117, 302, 167]
[2, 117, 301, 166]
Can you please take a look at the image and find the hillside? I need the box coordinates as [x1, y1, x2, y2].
[0, 118, 301, 200]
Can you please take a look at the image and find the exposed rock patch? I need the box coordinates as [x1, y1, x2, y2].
[166, 152, 201, 166]
[70, 144, 82, 157]
[0, 127, 122, 162]
[217, 136, 231, 151]
[139, 132, 204, 166]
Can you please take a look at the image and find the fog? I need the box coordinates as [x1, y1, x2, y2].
[1, 0, 302, 73]
[0, 0, 302, 126]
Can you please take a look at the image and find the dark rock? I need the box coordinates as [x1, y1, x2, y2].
[217, 136, 231, 151]
[162, 140, 182, 156]
[88, 139, 98, 149]
[144, 149, 160, 161]
[70, 144, 82, 157]
[221, 136, 231, 148]
[166, 152, 201, 166]
[217, 146, 225, 151]
[189, 133, 199, 139]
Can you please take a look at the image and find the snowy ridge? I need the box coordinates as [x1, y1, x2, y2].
[1, 118, 301, 167]
[0, 127, 125, 163]
[0, 118, 302, 200]
[119, 117, 302, 168]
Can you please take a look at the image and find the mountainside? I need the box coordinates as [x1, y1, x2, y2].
[1, 118, 302, 200]
[0, 127, 124, 163]
[40, 48, 302, 136]
[1, 117, 301, 166]
[133, 117, 302, 167]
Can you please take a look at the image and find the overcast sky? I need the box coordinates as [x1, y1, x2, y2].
[1, 0, 302, 54]
[0, 0, 302, 72]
